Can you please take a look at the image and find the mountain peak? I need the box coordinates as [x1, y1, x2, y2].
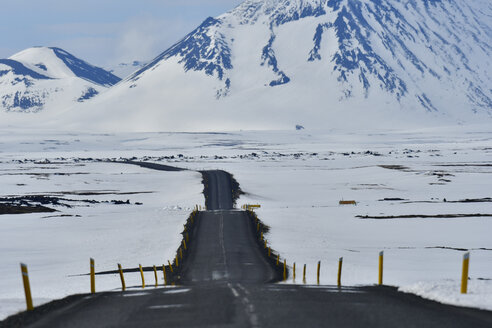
[9, 47, 120, 86]
[70, 0, 490, 132]
[1, 47, 120, 112]
[2, 0, 491, 131]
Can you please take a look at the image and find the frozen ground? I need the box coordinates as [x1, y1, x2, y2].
[0, 125, 491, 319]
[0, 160, 203, 320]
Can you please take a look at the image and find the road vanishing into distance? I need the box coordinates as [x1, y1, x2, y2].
[2, 165, 492, 327]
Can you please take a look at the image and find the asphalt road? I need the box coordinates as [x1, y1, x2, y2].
[3, 169, 492, 328]
[201, 170, 234, 210]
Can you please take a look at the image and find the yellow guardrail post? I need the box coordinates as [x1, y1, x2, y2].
[276, 255, 280, 266]
[283, 260, 287, 281]
[378, 251, 384, 285]
[317, 261, 321, 285]
[303, 264, 306, 284]
[153, 265, 158, 287]
[20, 263, 33, 311]
[175, 255, 179, 268]
[461, 252, 470, 294]
[168, 260, 173, 272]
[139, 264, 146, 289]
[118, 264, 126, 291]
[337, 257, 343, 287]
[293, 262, 296, 281]
[90, 258, 96, 294]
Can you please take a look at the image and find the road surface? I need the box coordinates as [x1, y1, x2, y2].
[2, 169, 492, 328]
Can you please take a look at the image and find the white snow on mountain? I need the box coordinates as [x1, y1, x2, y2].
[53, 0, 492, 132]
[107, 61, 148, 79]
[0, 47, 120, 113]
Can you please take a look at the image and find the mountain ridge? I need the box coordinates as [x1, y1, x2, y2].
[0, 47, 120, 112]
[1, 0, 491, 131]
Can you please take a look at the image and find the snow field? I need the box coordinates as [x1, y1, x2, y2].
[0, 161, 203, 320]
[0, 125, 491, 317]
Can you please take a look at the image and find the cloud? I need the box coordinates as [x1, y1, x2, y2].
[47, 16, 194, 67]
[114, 15, 191, 64]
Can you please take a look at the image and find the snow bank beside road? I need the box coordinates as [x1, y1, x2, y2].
[0, 161, 203, 320]
[400, 280, 492, 311]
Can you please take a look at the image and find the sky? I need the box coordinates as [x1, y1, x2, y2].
[0, 0, 244, 69]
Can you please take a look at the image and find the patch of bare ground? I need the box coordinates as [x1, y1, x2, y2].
[0, 203, 56, 215]
[379, 165, 410, 171]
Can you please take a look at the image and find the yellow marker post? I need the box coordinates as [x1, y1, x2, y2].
[183, 240, 187, 250]
[257, 222, 260, 232]
[461, 252, 470, 294]
[162, 265, 167, 285]
[293, 263, 296, 281]
[317, 261, 321, 285]
[303, 264, 306, 284]
[168, 260, 173, 273]
[139, 264, 146, 289]
[277, 255, 280, 266]
[378, 251, 384, 285]
[260, 231, 263, 241]
[153, 265, 158, 287]
[337, 257, 343, 287]
[264, 240, 267, 249]
[283, 260, 287, 281]
[175, 255, 179, 268]
[20, 263, 33, 311]
[90, 258, 95, 294]
[268, 247, 271, 257]
[186, 233, 189, 243]
[118, 264, 126, 291]
[180, 248, 183, 261]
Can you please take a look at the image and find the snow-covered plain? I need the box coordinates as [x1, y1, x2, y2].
[0, 156, 203, 319]
[0, 125, 491, 319]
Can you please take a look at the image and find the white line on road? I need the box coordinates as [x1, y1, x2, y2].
[219, 212, 228, 275]
[148, 304, 186, 310]
[163, 288, 191, 294]
[122, 292, 150, 297]
[237, 283, 251, 296]
[236, 283, 259, 328]
[228, 283, 240, 298]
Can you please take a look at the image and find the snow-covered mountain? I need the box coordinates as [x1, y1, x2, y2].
[60, 0, 491, 131]
[0, 47, 120, 113]
[107, 61, 147, 79]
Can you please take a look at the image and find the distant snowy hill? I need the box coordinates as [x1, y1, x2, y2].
[107, 61, 147, 79]
[0, 47, 120, 112]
